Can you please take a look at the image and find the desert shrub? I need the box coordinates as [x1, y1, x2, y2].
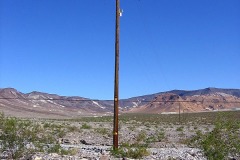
[47, 143, 75, 155]
[0, 113, 76, 159]
[146, 131, 165, 143]
[188, 113, 240, 160]
[0, 116, 37, 158]
[81, 123, 92, 129]
[157, 131, 165, 141]
[67, 125, 79, 132]
[58, 129, 66, 138]
[146, 135, 157, 143]
[136, 131, 146, 142]
[127, 126, 136, 131]
[94, 128, 109, 135]
[176, 126, 184, 132]
[48, 144, 61, 153]
[60, 148, 78, 155]
[111, 142, 149, 158]
[43, 122, 51, 128]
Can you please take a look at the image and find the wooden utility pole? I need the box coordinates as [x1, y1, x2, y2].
[179, 102, 181, 123]
[113, 0, 120, 150]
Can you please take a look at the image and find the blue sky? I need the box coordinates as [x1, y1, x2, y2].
[0, 0, 239, 99]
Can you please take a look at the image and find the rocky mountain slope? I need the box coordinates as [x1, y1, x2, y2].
[128, 91, 240, 113]
[0, 88, 113, 118]
[0, 87, 240, 118]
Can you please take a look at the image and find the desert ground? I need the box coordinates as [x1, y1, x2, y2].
[0, 111, 240, 160]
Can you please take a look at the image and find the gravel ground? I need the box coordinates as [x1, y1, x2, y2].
[4, 114, 234, 160]
[19, 146, 206, 160]
[2, 120, 211, 159]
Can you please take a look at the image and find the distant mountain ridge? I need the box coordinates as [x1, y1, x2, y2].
[167, 87, 240, 97]
[0, 88, 113, 118]
[0, 87, 240, 118]
[119, 87, 240, 109]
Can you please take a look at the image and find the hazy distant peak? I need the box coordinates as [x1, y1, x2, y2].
[0, 88, 25, 98]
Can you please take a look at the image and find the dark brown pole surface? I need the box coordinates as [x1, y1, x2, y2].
[179, 103, 181, 123]
[113, 0, 120, 150]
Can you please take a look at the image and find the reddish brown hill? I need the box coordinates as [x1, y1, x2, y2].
[129, 92, 240, 113]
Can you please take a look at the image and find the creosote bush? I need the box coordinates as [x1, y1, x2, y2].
[188, 113, 240, 160]
[176, 126, 184, 132]
[111, 142, 149, 159]
[136, 131, 147, 142]
[94, 128, 110, 136]
[81, 123, 92, 129]
[146, 131, 166, 143]
[0, 113, 74, 159]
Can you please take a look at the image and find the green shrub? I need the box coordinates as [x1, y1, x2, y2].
[136, 131, 146, 142]
[48, 144, 61, 153]
[81, 123, 92, 129]
[43, 122, 51, 128]
[0, 113, 76, 159]
[59, 147, 78, 155]
[67, 125, 79, 132]
[94, 128, 109, 135]
[176, 126, 184, 132]
[157, 131, 165, 141]
[111, 142, 149, 158]
[146, 136, 157, 143]
[188, 113, 240, 160]
[146, 131, 165, 143]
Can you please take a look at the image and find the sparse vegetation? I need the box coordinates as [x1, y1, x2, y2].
[94, 128, 109, 136]
[111, 142, 149, 158]
[0, 111, 240, 159]
[81, 123, 92, 129]
[176, 126, 184, 132]
[136, 131, 147, 142]
[146, 131, 166, 143]
[67, 125, 79, 132]
[0, 113, 76, 159]
[157, 131, 165, 141]
[127, 125, 136, 131]
[187, 112, 240, 159]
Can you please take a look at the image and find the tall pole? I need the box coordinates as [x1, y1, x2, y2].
[113, 0, 120, 150]
[179, 102, 181, 123]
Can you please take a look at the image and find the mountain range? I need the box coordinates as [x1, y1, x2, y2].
[0, 87, 240, 118]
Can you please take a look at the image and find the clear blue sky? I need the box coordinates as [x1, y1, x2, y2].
[0, 0, 239, 99]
